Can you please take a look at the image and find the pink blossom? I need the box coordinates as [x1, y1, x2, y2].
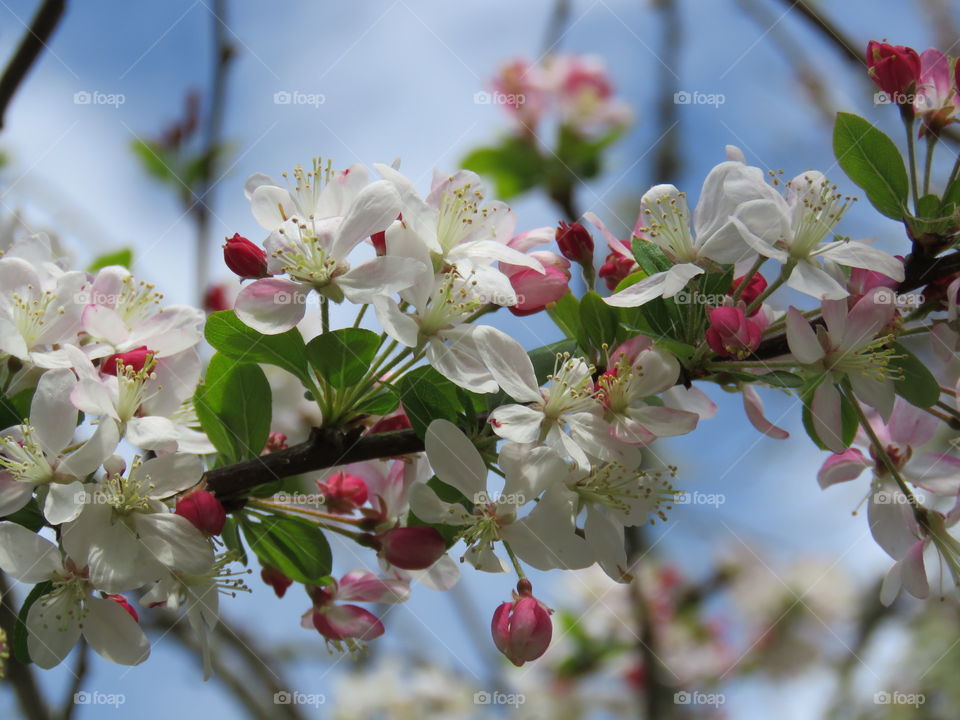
[491, 579, 552, 666]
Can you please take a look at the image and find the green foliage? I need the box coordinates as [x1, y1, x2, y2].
[461, 135, 546, 199]
[87, 249, 133, 272]
[14, 581, 52, 664]
[205, 311, 312, 385]
[195, 353, 272, 464]
[396, 366, 461, 439]
[891, 342, 940, 408]
[576, 291, 619, 355]
[833, 112, 909, 220]
[306, 328, 381, 389]
[0, 388, 34, 430]
[240, 513, 332, 585]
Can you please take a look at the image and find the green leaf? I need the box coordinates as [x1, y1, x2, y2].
[240, 513, 332, 585]
[527, 339, 579, 384]
[306, 328, 380, 388]
[205, 310, 311, 385]
[0, 388, 34, 430]
[354, 391, 400, 417]
[833, 112, 909, 220]
[461, 136, 546, 199]
[546, 292, 579, 339]
[3, 499, 44, 532]
[221, 516, 247, 566]
[131, 139, 174, 182]
[396, 366, 460, 439]
[801, 379, 857, 450]
[87, 249, 133, 272]
[577, 291, 619, 354]
[631, 240, 672, 275]
[891, 342, 940, 408]
[195, 353, 272, 464]
[14, 581, 52, 664]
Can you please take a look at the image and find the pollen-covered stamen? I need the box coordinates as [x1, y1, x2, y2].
[8, 287, 67, 347]
[435, 182, 486, 253]
[280, 157, 335, 220]
[418, 270, 485, 337]
[114, 353, 159, 423]
[34, 569, 92, 635]
[95, 458, 156, 514]
[0, 426, 54, 485]
[594, 352, 633, 413]
[641, 191, 696, 262]
[787, 175, 855, 258]
[825, 333, 903, 383]
[540, 353, 598, 420]
[271, 219, 347, 288]
[112, 276, 164, 328]
[574, 463, 677, 523]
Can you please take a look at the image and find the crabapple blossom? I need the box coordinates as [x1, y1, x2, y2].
[222, 232, 269, 279]
[491, 579, 553, 666]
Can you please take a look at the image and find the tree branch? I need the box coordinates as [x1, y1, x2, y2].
[205, 427, 424, 503]
[0, 0, 66, 131]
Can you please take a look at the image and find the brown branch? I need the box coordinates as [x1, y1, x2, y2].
[651, 0, 681, 184]
[205, 427, 424, 503]
[0, 0, 66, 130]
[0, 572, 50, 720]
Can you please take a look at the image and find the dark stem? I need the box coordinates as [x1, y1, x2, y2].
[651, 0, 681, 184]
[192, 0, 236, 305]
[0, 572, 51, 720]
[0, 0, 67, 130]
[58, 639, 88, 720]
[206, 426, 425, 503]
[540, 0, 571, 56]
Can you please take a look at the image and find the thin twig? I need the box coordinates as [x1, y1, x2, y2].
[651, 0, 681, 184]
[58, 639, 88, 720]
[0, 0, 66, 130]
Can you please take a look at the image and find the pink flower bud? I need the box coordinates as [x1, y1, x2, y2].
[261, 566, 294, 598]
[106, 593, 139, 622]
[368, 406, 412, 434]
[175, 489, 227, 536]
[555, 221, 594, 265]
[377, 526, 446, 570]
[598, 252, 636, 290]
[223, 233, 269, 279]
[508, 253, 571, 317]
[318, 471, 369, 514]
[730, 273, 767, 309]
[203, 284, 231, 313]
[491, 579, 552, 667]
[705, 306, 761, 359]
[867, 41, 921, 103]
[848, 266, 899, 296]
[262, 431, 288, 454]
[100, 346, 153, 376]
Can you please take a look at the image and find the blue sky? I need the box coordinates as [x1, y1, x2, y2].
[0, 1, 945, 717]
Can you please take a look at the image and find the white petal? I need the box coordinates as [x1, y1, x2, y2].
[819, 241, 904, 281]
[371, 296, 419, 347]
[425, 420, 487, 498]
[234, 278, 308, 335]
[488, 404, 543, 444]
[83, 596, 150, 665]
[332, 180, 402, 258]
[604, 271, 670, 307]
[786, 307, 824, 364]
[408, 483, 472, 525]
[0, 521, 61, 582]
[787, 261, 848, 300]
[27, 591, 81, 668]
[31, 369, 78, 456]
[338, 256, 424, 304]
[59, 420, 120, 479]
[133, 513, 214, 575]
[474, 326, 541, 403]
[135, 453, 203, 499]
[43, 481, 85, 524]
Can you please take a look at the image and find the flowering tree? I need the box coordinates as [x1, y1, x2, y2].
[3, 9, 960, 715]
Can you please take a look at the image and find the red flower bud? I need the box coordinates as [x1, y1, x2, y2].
[867, 41, 921, 103]
[318, 471, 369, 514]
[555, 221, 594, 265]
[175, 489, 227, 536]
[223, 233, 269, 279]
[203, 284, 231, 313]
[106, 593, 139, 622]
[100, 346, 153, 376]
[261, 566, 294, 598]
[705, 306, 762, 359]
[730, 273, 767, 310]
[377, 526, 446, 570]
[508, 253, 570, 317]
[491, 579, 552, 667]
[598, 252, 637, 290]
